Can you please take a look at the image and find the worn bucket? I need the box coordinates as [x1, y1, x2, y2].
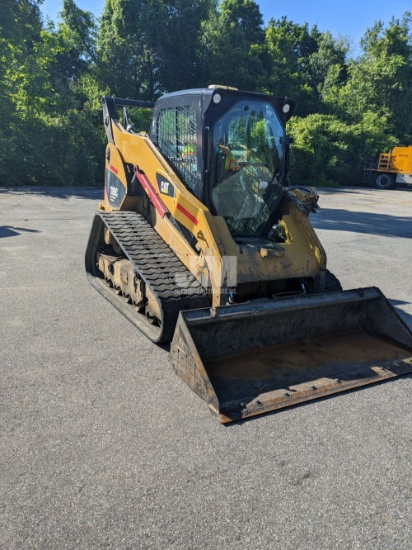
[170, 287, 412, 422]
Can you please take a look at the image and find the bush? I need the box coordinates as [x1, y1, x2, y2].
[287, 112, 398, 186]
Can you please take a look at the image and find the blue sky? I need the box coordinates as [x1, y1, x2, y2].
[41, 0, 411, 49]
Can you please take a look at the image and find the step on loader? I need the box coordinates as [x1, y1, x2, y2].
[85, 86, 412, 422]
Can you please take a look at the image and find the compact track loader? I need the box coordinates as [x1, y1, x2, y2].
[86, 86, 412, 422]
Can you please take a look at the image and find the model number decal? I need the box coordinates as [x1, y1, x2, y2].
[109, 186, 119, 201]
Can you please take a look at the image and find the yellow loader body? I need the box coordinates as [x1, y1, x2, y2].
[86, 88, 412, 422]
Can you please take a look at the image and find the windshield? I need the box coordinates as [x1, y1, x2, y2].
[211, 100, 285, 237]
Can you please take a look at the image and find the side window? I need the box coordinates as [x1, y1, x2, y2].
[157, 105, 199, 194]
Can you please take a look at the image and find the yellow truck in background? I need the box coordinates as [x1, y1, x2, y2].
[364, 146, 412, 189]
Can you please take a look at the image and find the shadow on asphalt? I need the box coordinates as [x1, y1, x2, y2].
[0, 226, 41, 238]
[312, 208, 412, 238]
[0, 186, 101, 200]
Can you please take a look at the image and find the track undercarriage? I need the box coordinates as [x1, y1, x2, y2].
[85, 211, 208, 343]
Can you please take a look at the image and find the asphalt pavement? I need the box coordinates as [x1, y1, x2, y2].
[1, 185, 411, 549]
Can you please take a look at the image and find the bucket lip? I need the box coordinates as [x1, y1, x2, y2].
[178, 286, 385, 325]
[215, 357, 412, 423]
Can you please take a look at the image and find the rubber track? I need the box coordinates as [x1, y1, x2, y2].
[99, 211, 209, 342]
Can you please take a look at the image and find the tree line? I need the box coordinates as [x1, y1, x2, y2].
[1, 0, 412, 186]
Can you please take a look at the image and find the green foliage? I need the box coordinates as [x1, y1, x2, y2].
[159, 1, 212, 91]
[288, 111, 398, 186]
[0, 0, 103, 185]
[0, 0, 43, 176]
[324, 16, 412, 125]
[60, 0, 97, 63]
[265, 18, 349, 116]
[200, 0, 266, 90]
[96, 0, 166, 99]
[1, 1, 412, 187]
